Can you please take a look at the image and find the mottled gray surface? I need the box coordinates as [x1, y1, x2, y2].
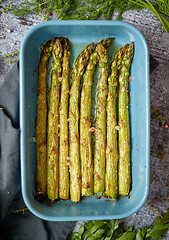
[0, 1, 169, 239]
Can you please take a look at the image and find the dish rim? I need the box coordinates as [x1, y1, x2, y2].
[20, 20, 150, 221]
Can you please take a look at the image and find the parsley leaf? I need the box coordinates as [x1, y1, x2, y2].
[82, 220, 106, 239]
[115, 231, 136, 240]
[67, 212, 169, 240]
[135, 227, 147, 240]
[146, 212, 169, 240]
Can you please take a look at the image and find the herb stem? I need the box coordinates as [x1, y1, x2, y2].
[130, 0, 169, 32]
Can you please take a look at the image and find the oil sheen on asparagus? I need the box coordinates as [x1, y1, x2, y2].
[94, 42, 109, 193]
[80, 38, 113, 196]
[106, 44, 128, 200]
[59, 38, 70, 200]
[47, 38, 62, 201]
[69, 43, 94, 202]
[118, 42, 134, 196]
[36, 40, 52, 194]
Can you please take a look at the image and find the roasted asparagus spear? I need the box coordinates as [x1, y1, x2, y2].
[69, 43, 94, 202]
[80, 38, 113, 196]
[36, 40, 52, 194]
[47, 38, 62, 201]
[59, 38, 70, 200]
[106, 44, 128, 200]
[94, 42, 109, 193]
[118, 42, 134, 196]
[80, 45, 97, 197]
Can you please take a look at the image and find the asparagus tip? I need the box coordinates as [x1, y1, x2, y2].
[99, 37, 114, 48]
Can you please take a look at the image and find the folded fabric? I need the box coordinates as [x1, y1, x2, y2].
[0, 62, 20, 219]
[0, 62, 75, 239]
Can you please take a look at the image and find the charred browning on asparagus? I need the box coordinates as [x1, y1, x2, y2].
[59, 38, 70, 200]
[36, 40, 53, 194]
[47, 38, 62, 201]
[118, 42, 134, 196]
[69, 43, 94, 202]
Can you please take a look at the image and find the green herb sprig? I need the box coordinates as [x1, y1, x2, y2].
[4, 50, 19, 63]
[60, 0, 143, 20]
[130, 0, 169, 32]
[12, 0, 78, 20]
[151, 107, 168, 127]
[67, 212, 169, 240]
[12, 0, 142, 21]
[156, 0, 169, 17]
[11, 0, 169, 31]
[0, 4, 13, 13]
[13, 207, 29, 214]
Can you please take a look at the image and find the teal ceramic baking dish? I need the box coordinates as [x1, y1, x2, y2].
[20, 20, 150, 221]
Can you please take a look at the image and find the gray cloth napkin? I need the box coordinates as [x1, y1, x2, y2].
[0, 62, 20, 218]
[0, 63, 75, 240]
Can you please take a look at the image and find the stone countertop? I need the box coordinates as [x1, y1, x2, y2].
[0, 1, 169, 239]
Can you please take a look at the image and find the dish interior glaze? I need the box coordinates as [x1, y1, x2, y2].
[20, 20, 150, 221]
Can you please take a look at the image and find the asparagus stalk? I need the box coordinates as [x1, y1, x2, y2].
[94, 42, 109, 193]
[47, 38, 62, 201]
[36, 40, 52, 194]
[106, 44, 128, 200]
[80, 38, 113, 196]
[69, 43, 94, 202]
[118, 42, 134, 196]
[80, 45, 97, 197]
[59, 38, 70, 200]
